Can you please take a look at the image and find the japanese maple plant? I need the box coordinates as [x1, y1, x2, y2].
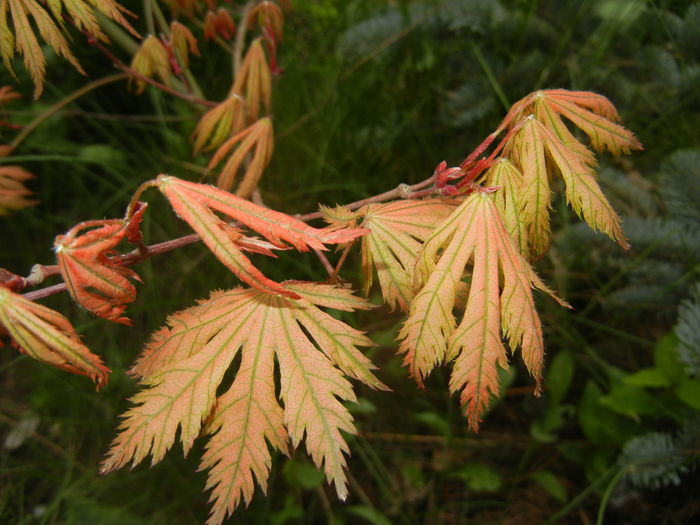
[0, 1, 642, 523]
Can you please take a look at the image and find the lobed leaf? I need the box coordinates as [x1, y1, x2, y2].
[507, 117, 552, 255]
[358, 199, 458, 311]
[156, 176, 368, 298]
[54, 206, 146, 324]
[0, 165, 35, 214]
[208, 117, 274, 196]
[0, 286, 109, 387]
[1, 0, 137, 98]
[399, 193, 565, 429]
[249, 1, 285, 40]
[483, 159, 528, 255]
[102, 282, 384, 524]
[130, 36, 171, 94]
[170, 20, 200, 68]
[505, 116, 628, 251]
[192, 96, 246, 154]
[232, 38, 272, 121]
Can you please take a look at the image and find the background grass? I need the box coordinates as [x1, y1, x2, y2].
[2, 0, 700, 523]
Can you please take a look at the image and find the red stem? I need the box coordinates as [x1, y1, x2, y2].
[90, 39, 217, 108]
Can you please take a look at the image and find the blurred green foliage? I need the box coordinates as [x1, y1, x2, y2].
[1, 0, 700, 523]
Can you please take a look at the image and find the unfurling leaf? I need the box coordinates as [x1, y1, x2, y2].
[398, 192, 566, 430]
[0, 165, 35, 214]
[483, 159, 528, 255]
[0, 85, 20, 105]
[358, 199, 458, 312]
[232, 38, 272, 121]
[0, 286, 109, 387]
[319, 204, 359, 229]
[101, 282, 385, 525]
[506, 116, 629, 253]
[192, 96, 246, 154]
[156, 176, 368, 298]
[249, 1, 285, 40]
[169, 21, 200, 68]
[208, 117, 274, 195]
[54, 205, 147, 324]
[0, 0, 137, 98]
[203, 8, 236, 41]
[130, 36, 172, 94]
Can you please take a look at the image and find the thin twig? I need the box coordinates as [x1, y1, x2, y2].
[313, 248, 335, 277]
[90, 40, 216, 108]
[9, 73, 130, 150]
[18, 175, 439, 300]
[233, 2, 256, 78]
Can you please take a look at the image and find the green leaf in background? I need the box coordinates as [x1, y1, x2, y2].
[282, 458, 325, 491]
[578, 381, 633, 445]
[599, 384, 659, 420]
[654, 332, 684, 382]
[453, 462, 502, 492]
[78, 144, 126, 166]
[529, 470, 567, 503]
[531, 405, 569, 443]
[345, 505, 393, 525]
[271, 494, 304, 525]
[546, 351, 575, 405]
[414, 411, 450, 436]
[624, 368, 671, 388]
[675, 379, 700, 410]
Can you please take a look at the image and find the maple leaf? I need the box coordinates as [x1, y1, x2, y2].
[130, 36, 172, 94]
[203, 8, 236, 41]
[192, 96, 246, 154]
[0, 85, 20, 105]
[249, 1, 285, 40]
[483, 159, 528, 255]
[319, 204, 359, 230]
[398, 192, 567, 430]
[0, 0, 137, 98]
[208, 117, 274, 196]
[101, 282, 386, 524]
[232, 38, 272, 121]
[0, 165, 35, 214]
[357, 199, 458, 312]
[156, 176, 368, 298]
[54, 206, 147, 324]
[169, 21, 200, 69]
[0, 286, 109, 386]
[506, 116, 629, 254]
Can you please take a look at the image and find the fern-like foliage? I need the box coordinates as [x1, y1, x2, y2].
[619, 432, 688, 489]
[337, 0, 506, 59]
[619, 416, 700, 490]
[562, 149, 700, 311]
[676, 283, 700, 377]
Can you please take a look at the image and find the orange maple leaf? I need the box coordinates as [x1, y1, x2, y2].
[0, 0, 138, 98]
[0, 286, 109, 387]
[232, 38, 272, 121]
[192, 96, 246, 154]
[156, 176, 368, 298]
[0, 165, 35, 214]
[208, 117, 274, 195]
[357, 199, 458, 312]
[101, 282, 385, 525]
[54, 206, 146, 324]
[398, 192, 567, 430]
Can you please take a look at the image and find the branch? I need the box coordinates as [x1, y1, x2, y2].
[18, 176, 440, 301]
[233, 2, 256, 78]
[90, 39, 217, 108]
